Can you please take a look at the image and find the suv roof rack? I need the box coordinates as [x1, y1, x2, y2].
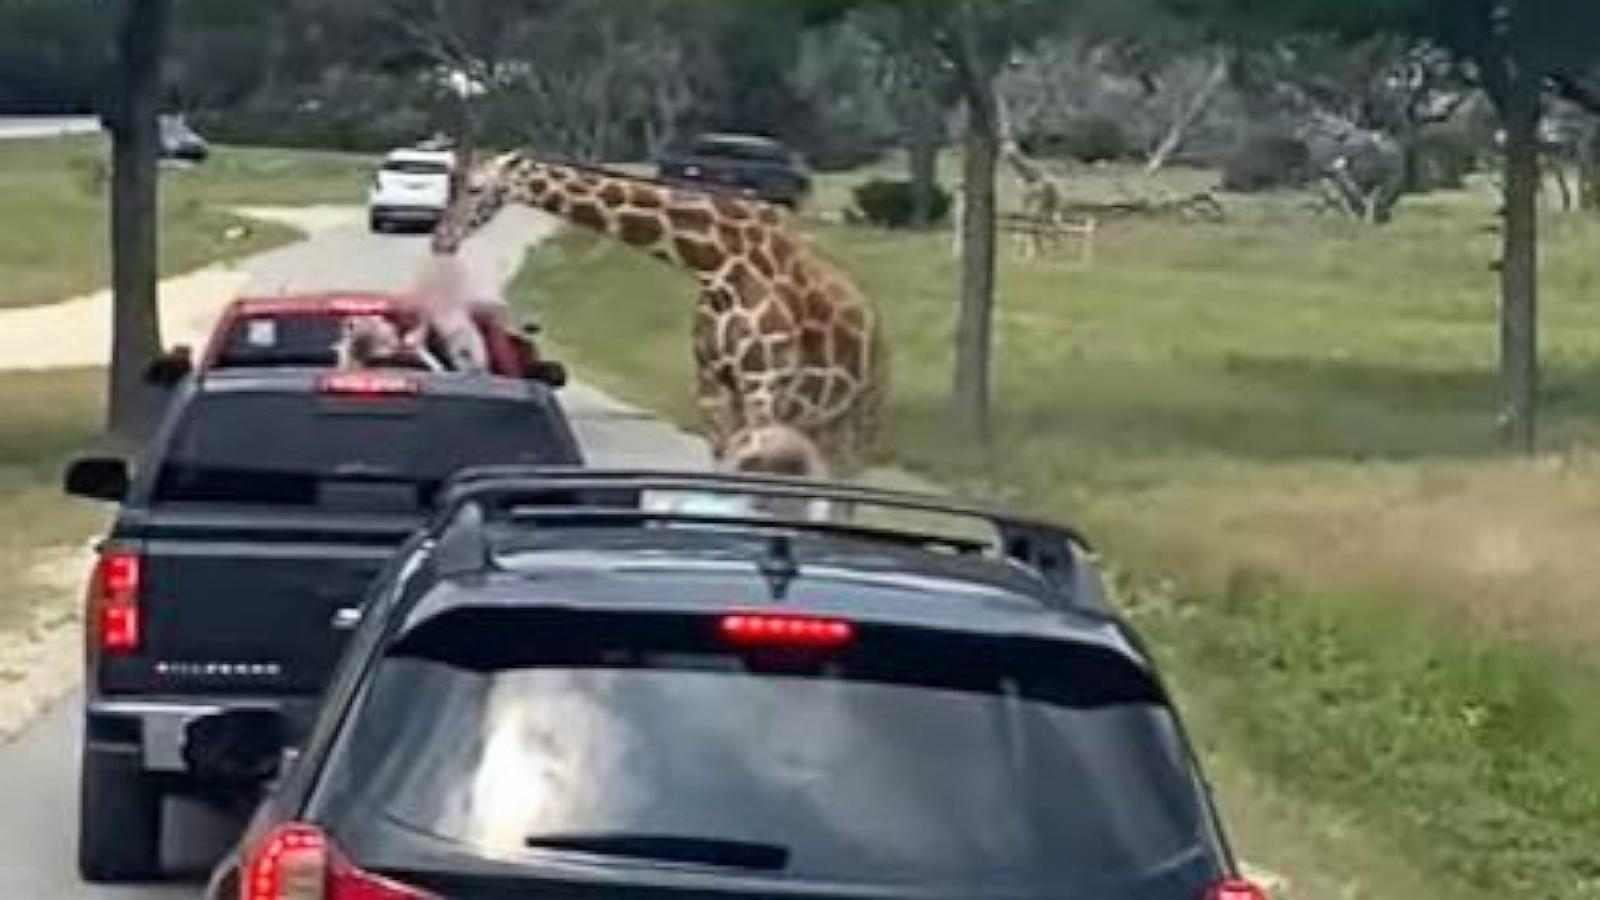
[429, 467, 1093, 600]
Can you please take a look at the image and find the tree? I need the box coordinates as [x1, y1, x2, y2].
[806, 0, 1087, 444]
[98, 0, 280, 439]
[849, 8, 956, 224]
[104, 0, 172, 440]
[1166, 0, 1600, 452]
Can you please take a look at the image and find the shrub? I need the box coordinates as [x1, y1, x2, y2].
[1063, 116, 1132, 164]
[1223, 133, 1314, 192]
[851, 178, 952, 229]
[1405, 125, 1481, 193]
[1022, 117, 1133, 164]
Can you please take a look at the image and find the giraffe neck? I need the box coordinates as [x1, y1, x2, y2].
[493, 156, 779, 281]
[432, 153, 508, 256]
[1002, 142, 1044, 186]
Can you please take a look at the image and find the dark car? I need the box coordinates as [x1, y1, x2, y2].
[657, 133, 812, 208]
[160, 114, 210, 163]
[205, 470, 1268, 900]
[64, 371, 583, 883]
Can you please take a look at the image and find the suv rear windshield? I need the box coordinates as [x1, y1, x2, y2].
[691, 138, 791, 164]
[152, 391, 574, 509]
[382, 159, 450, 176]
[314, 619, 1217, 896]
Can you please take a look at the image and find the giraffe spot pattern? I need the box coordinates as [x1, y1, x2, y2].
[716, 224, 746, 255]
[770, 234, 797, 271]
[667, 205, 716, 234]
[711, 195, 753, 221]
[759, 300, 797, 334]
[749, 247, 777, 279]
[618, 212, 664, 246]
[675, 236, 723, 271]
[629, 185, 665, 209]
[568, 202, 607, 231]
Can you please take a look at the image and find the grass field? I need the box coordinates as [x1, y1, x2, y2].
[0, 369, 106, 630]
[514, 161, 1600, 899]
[0, 136, 372, 309]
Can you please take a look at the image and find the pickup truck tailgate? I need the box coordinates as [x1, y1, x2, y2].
[100, 512, 420, 696]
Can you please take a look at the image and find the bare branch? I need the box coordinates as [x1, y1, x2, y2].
[1550, 72, 1600, 116]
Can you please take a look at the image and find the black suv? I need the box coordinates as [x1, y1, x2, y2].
[657, 133, 812, 208]
[64, 370, 583, 883]
[205, 470, 1267, 900]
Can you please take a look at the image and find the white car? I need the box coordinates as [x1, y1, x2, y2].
[368, 147, 456, 233]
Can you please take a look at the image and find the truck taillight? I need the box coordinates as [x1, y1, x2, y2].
[90, 551, 141, 655]
[316, 373, 420, 398]
[244, 824, 435, 900]
[1206, 878, 1270, 900]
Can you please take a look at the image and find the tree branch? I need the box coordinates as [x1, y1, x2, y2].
[1550, 72, 1600, 116]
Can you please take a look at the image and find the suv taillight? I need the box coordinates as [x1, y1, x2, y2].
[89, 550, 141, 655]
[244, 824, 435, 899]
[1206, 878, 1270, 900]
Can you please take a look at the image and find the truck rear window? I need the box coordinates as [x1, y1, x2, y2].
[153, 392, 573, 509]
[214, 315, 377, 368]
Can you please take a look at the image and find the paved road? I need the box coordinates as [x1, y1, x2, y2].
[0, 116, 100, 141]
[0, 209, 709, 899]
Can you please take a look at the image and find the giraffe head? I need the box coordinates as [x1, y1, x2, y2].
[431, 151, 519, 255]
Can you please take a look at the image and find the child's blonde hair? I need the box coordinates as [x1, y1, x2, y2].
[724, 424, 829, 479]
[337, 316, 401, 369]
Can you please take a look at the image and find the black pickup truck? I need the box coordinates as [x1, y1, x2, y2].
[63, 369, 583, 882]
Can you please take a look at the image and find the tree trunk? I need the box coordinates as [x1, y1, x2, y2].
[949, 17, 1000, 448]
[1146, 50, 1228, 174]
[1581, 127, 1600, 211]
[907, 112, 942, 228]
[1497, 86, 1542, 453]
[107, 0, 172, 441]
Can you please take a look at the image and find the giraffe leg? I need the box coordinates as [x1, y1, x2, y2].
[697, 369, 742, 461]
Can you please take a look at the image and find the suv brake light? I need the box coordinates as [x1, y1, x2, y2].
[719, 613, 853, 649]
[90, 551, 141, 655]
[244, 824, 435, 899]
[1206, 878, 1270, 900]
[316, 373, 419, 398]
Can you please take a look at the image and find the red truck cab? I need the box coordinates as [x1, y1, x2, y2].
[147, 293, 566, 388]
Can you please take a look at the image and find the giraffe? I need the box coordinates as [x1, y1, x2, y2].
[1002, 139, 1068, 261]
[434, 152, 888, 474]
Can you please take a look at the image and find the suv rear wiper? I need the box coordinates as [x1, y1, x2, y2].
[523, 833, 790, 871]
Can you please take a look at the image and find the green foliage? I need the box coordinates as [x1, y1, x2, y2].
[0, 0, 113, 112]
[1057, 116, 1134, 163]
[851, 177, 952, 227]
[1161, 0, 1600, 103]
[1139, 578, 1600, 900]
[1221, 132, 1312, 191]
[1405, 124, 1481, 193]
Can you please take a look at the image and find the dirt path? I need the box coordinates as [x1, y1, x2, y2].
[0, 206, 360, 373]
